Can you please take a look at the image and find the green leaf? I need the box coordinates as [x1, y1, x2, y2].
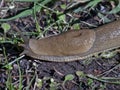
[87, 78, 94, 86]
[1, 23, 11, 33]
[36, 79, 43, 89]
[60, 4, 66, 9]
[62, 74, 74, 85]
[4, 64, 13, 70]
[50, 78, 58, 90]
[58, 14, 65, 21]
[64, 74, 74, 81]
[100, 51, 117, 58]
[73, 23, 80, 29]
[76, 71, 85, 77]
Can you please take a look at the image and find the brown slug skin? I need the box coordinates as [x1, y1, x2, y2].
[21, 20, 120, 62]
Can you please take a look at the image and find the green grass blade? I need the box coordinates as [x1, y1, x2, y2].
[9, 0, 42, 2]
[0, 9, 32, 21]
[85, 0, 101, 9]
[109, 3, 120, 14]
[0, 0, 52, 22]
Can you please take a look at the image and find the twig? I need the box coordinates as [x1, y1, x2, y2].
[97, 64, 120, 77]
[0, 0, 4, 8]
[2, 55, 25, 68]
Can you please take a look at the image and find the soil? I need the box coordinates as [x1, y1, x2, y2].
[0, 0, 120, 90]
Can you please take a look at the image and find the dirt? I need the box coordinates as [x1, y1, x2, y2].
[0, 0, 120, 90]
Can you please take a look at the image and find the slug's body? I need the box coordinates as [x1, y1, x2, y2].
[21, 20, 120, 62]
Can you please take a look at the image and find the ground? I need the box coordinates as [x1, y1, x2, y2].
[0, 0, 120, 90]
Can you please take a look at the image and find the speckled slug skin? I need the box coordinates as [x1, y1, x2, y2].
[21, 20, 120, 62]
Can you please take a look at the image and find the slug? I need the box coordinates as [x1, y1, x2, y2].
[20, 20, 120, 62]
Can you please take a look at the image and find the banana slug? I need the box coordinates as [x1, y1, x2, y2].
[20, 20, 120, 62]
